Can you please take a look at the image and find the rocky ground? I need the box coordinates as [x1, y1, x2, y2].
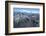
[13, 13, 39, 28]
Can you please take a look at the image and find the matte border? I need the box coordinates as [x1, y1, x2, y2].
[5, 1, 45, 35]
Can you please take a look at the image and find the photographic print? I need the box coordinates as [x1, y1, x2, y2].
[13, 8, 40, 28]
[5, 1, 45, 35]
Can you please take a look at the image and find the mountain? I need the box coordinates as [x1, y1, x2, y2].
[13, 11, 39, 16]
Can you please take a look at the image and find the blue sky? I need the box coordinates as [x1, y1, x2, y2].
[13, 8, 40, 14]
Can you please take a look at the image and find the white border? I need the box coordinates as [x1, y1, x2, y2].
[8, 3, 43, 33]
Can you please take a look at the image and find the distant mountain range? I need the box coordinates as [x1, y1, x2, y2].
[13, 12, 39, 16]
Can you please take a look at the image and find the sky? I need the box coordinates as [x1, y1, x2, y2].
[13, 8, 40, 14]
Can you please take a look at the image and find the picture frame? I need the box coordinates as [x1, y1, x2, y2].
[5, 1, 45, 35]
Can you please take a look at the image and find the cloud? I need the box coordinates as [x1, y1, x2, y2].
[14, 8, 39, 14]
